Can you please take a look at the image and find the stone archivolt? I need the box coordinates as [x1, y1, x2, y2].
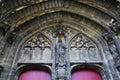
[0, 0, 120, 80]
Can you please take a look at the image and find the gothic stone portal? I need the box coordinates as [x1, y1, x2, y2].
[17, 24, 102, 80]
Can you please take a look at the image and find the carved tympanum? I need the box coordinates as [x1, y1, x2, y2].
[70, 33, 101, 62]
[19, 33, 52, 62]
[17, 25, 102, 80]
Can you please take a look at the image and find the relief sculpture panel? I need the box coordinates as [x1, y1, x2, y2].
[19, 33, 52, 63]
[70, 34, 101, 62]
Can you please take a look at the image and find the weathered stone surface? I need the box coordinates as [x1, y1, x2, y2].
[0, 0, 120, 80]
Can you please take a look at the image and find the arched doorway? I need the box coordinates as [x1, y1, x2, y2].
[72, 69, 102, 80]
[19, 70, 51, 80]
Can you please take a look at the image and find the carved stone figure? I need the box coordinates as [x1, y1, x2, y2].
[108, 41, 118, 58]
[55, 39, 66, 67]
[102, 32, 119, 59]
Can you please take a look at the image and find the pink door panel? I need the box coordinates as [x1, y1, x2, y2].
[19, 70, 51, 80]
[72, 70, 102, 80]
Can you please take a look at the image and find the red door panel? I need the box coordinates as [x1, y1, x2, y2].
[72, 70, 102, 80]
[19, 70, 51, 80]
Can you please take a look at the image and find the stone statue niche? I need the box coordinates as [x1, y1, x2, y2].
[19, 33, 52, 63]
[54, 25, 68, 80]
[54, 26, 67, 66]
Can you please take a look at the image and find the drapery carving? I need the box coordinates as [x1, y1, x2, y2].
[53, 25, 68, 80]
[55, 39, 66, 66]
[19, 33, 52, 62]
[70, 34, 101, 62]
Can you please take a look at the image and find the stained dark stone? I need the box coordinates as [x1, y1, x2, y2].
[0, 0, 120, 80]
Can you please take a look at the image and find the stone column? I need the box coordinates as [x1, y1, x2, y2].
[55, 39, 67, 80]
[113, 36, 120, 54]
[108, 26, 120, 71]
[102, 30, 120, 80]
[113, 34, 120, 72]
[102, 31, 119, 59]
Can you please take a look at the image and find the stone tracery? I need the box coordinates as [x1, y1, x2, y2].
[19, 33, 52, 62]
[70, 34, 100, 62]
[0, 0, 120, 80]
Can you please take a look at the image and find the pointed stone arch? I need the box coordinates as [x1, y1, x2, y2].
[18, 32, 52, 63]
